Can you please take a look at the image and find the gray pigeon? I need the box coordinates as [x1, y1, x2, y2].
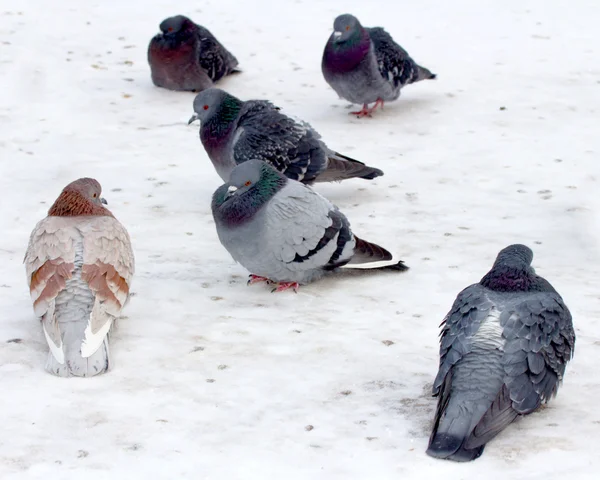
[148, 15, 239, 92]
[211, 160, 407, 292]
[189, 88, 384, 184]
[322, 14, 436, 117]
[427, 244, 575, 462]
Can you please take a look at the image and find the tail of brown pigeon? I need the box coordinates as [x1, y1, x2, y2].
[316, 152, 384, 182]
[45, 318, 111, 377]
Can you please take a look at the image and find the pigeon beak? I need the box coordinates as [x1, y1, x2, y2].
[188, 113, 199, 125]
[333, 31, 342, 40]
[224, 185, 238, 200]
[101, 197, 108, 205]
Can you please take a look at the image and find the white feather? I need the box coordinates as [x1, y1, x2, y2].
[42, 319, 65, 365]
[80, 310, 113, 358]
[472, 309, 504, 350]
[340, 258, 400, 270]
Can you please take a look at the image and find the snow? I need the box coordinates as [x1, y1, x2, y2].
[1, 0, 599, 478]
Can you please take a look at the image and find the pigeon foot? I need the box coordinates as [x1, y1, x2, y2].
[271, 282, 299, 293]
[350, 99, 384, 117]
[247, 274, 271, 286]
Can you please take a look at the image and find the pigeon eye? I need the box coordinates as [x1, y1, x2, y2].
[203, 105, 209, 110]
[92, 193, 97, 198]
[345, 25, 350, 31]
[244, 181, 252, 186]
[168, 27, 173, 32]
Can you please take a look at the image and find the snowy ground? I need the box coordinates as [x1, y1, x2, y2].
[1, 0, 599, 478]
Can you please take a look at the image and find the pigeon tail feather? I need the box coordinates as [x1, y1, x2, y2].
[426, 433, 484, 462]
[315, 154, 384, 182]
[45, 321, 111, 377]
[417, 65, 436, 81]
[351, 236, 393, 263]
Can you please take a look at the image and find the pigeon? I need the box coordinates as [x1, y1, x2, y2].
[189, 88, 384, 184]
[148, 15, 239, 92]
[211, 160, 407, 292]
[427, 244, 575, 462]
[24, 178, 135, 377]
[322, 14, 436, 117]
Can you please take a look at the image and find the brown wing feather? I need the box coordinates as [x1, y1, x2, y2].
[82, 262, 130, 317]
[30, 260, 74, 316]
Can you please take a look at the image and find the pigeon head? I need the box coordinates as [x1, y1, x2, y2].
[212, 161, 287, 226]
[332, 14, 363, 43]
[480, 244, 537, 292]
[189, 88, 242, 125]
[324, 14, 370, 71]
[48, 178, 112, 217]
[159, 15, 194, 36]
[494, 244, 534, 268]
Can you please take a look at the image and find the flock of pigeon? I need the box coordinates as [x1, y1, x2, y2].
[22, 13, 575, 463]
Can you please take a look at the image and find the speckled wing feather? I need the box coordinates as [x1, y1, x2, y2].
[264, 182, 354, 274]
[499, 292, 575, 413]
[429, 285, 508, 461]
[233, 101, 327, 183]
[195, 25, 239, 82]
[432, 285, 496, 396]
[366, 27, 421, 88]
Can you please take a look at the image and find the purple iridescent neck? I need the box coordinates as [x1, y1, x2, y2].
[480, 266, 535, 292]
[323, 29, 371, 73]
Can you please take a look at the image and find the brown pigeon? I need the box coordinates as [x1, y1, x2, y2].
[24, 178, 135, 377]
[148, 15, 239, 92]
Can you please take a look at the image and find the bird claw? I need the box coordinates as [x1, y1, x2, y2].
[350, 109, 373, 118]
[270, 282, 300, 293]
[350, 99, 384, 118]
[247, 274, 272, 286]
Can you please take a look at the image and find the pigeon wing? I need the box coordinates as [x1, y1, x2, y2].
[264, 182, 354, 273]
[24, 216, 79, 364]
[500, 291, 575, 413]
[79, 216, 135, 357]
[195, 25, 239, 81]
[432, 284, 496, 396]
[366, 27, 419, 87]
[233, 102, 326, 183]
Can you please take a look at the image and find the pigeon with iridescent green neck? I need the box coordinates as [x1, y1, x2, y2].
[322, 13, 436, 117]
[427, 244, 575, 462]
[189, 88, 384, 184]
[211, 161, 407, 292]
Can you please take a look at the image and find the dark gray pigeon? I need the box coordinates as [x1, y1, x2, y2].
[147, 15, 239, 92]
[427, 244, 575, 462]
[322, 14, 436, 117]
[189, 88, 384, 184]
[211, 160, 407, 292]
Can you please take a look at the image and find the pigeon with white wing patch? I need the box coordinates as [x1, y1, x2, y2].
[24, 178, 135, 377]
[427, 244, 575, 462]
[211, 161, 407, 292]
